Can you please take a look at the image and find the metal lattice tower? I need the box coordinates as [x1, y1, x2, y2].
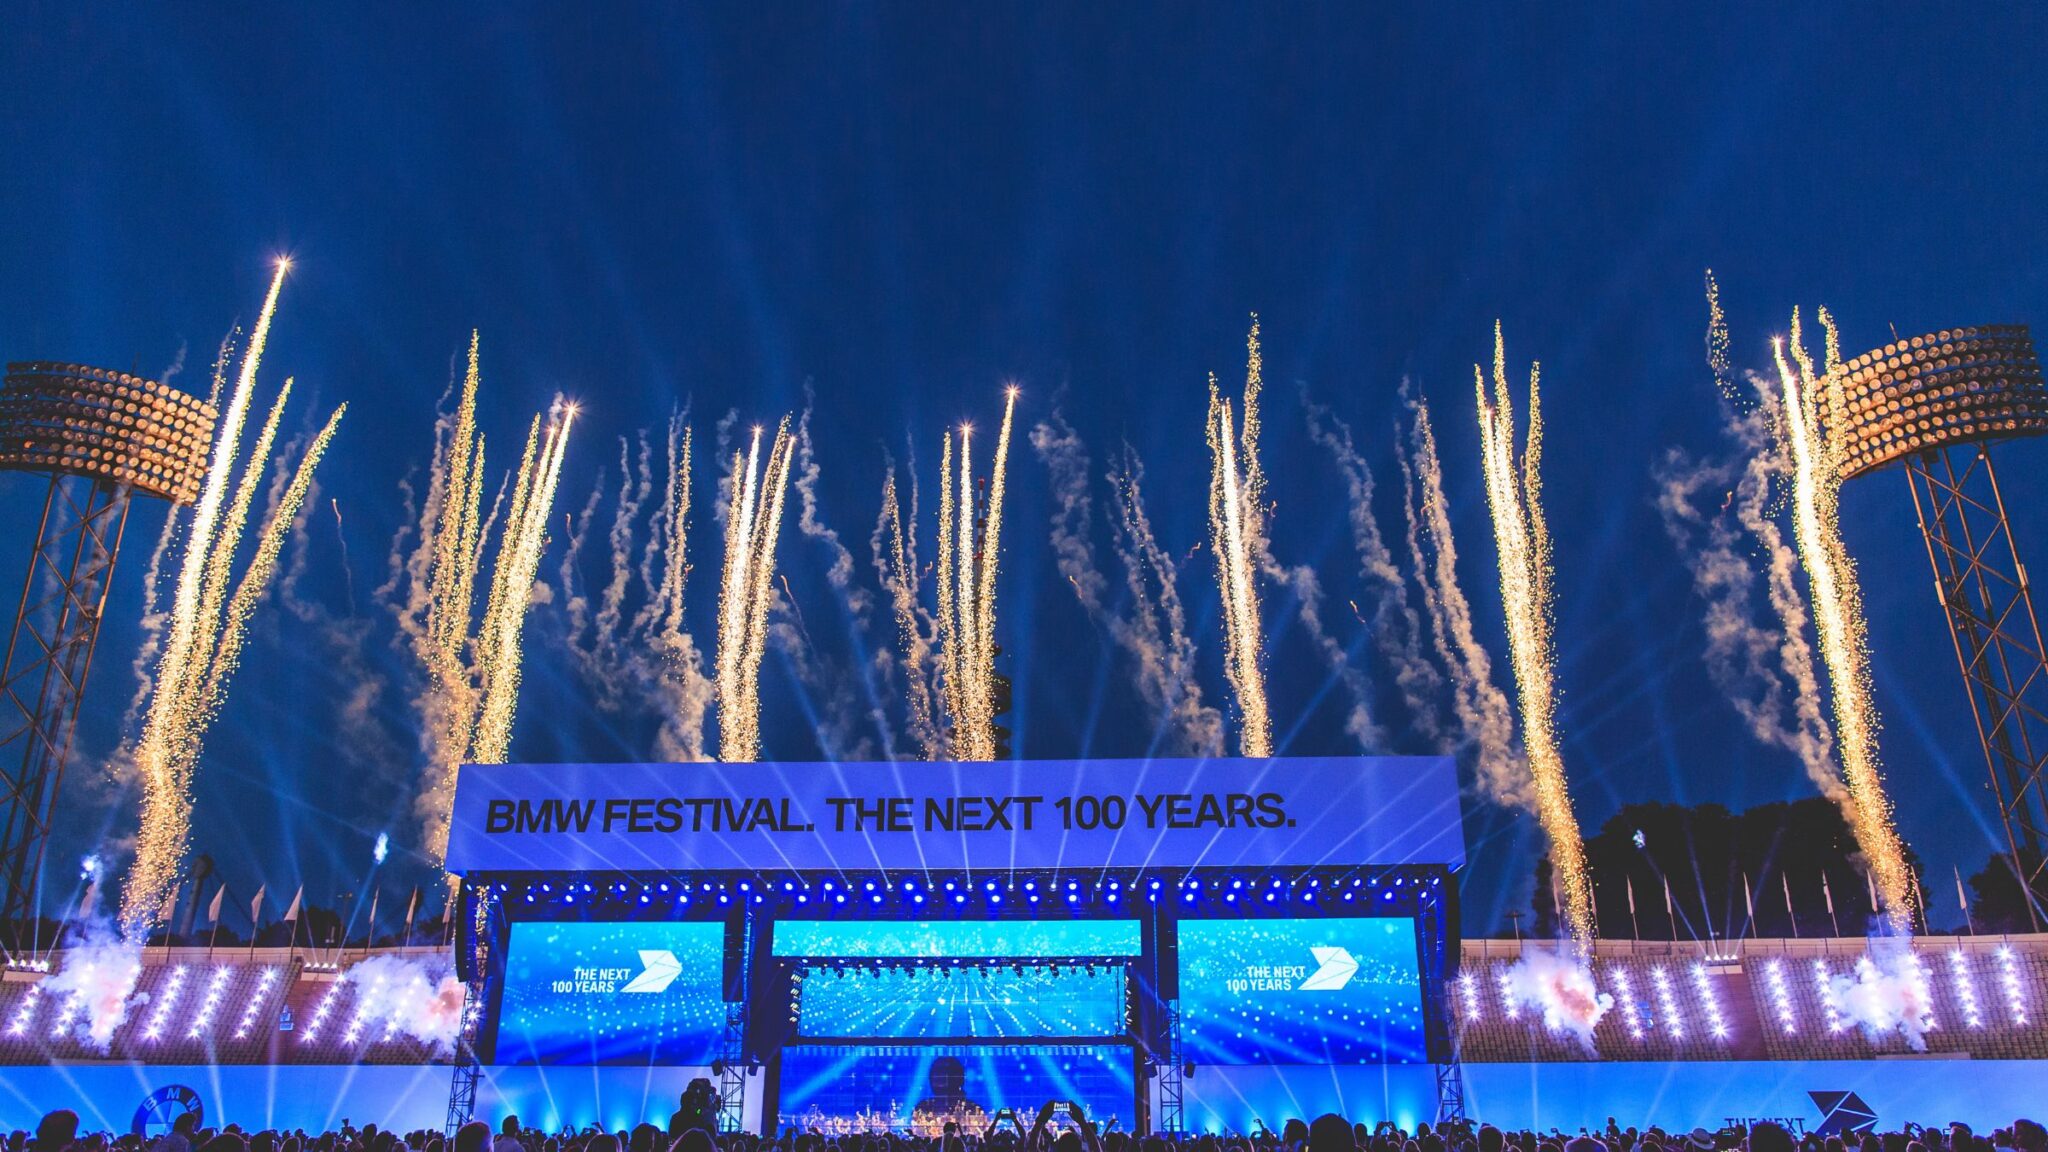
[1834, 327, 2048, 924]
[0, 363, 215, 948]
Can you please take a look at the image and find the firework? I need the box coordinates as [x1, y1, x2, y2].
[877, 467, 942, 760]
[402, 335, 576, 866]
[1206, 319, 1274, 759]
[120, 260, 347, 939]
[715, 419, 796, 762]
[1772, 312, 1916, 933]
[927, 390, 1018, 761]
[1399, 392, 1523, 809]
[1473, 323, 1595, 953]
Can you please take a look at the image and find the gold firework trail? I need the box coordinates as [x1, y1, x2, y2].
[931, 389, 1018, 761]
[1206, 318, 1273, 758]
[880, 470, 942, 760]
[407, 335, 577, 866]
[1473, 323, 1595, 953]
[715, 419, 796, 762]
[121, 260, 348, 938]
[1772, 311, 1916, 933]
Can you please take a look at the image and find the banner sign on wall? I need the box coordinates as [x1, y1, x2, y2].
[443, 756, 1462, 875]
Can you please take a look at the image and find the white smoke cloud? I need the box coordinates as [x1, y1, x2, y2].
[1827, 941, 1936, 1051]
[1499, 946, 1612, 1055]
[42, 925, 144, 1051]
[338, 953, 466, 1054]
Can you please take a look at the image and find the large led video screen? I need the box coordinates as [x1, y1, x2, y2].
[495, 921, 726, 1065]
[1176, 917, 1425, 1065]
[797, 963, 1126, 1038]
[773, 919, 1140, 958]
[777, 1045, 1135, 1136]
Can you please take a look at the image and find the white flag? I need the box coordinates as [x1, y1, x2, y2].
[250, 884, 267, 926]
[1955, 867, 1970, 913]
[366, 890, 380, 940]
[1626, 876, 1637, 915]
[77, 877, 100, 921]
[283, 886, 304, 922]
[207, 884, 224, 925]
[1822, 872, 1835, 915]
[1865, 868, 1878, 910]
[404, 886, 420, 929]
[1663, 876, 1674, 924]
[1742, 871, 1756, 923]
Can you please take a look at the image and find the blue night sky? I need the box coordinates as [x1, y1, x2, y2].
[3, 4, 2046, 935]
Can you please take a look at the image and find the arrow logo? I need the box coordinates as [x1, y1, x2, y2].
[1298, 946, 1358, 991]
[621, 950, 683, 994]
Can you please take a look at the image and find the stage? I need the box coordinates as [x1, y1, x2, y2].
[441, 756, 1464, 1135]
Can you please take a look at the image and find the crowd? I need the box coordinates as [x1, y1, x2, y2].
[11, 1104, 2047, 1152]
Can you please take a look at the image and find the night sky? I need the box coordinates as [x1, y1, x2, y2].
[4, 4, 2046, 936]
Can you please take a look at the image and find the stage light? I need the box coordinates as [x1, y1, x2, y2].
[1342, 892, 1354, 903]
[954, 894, 966, 905]
[866, 881, 878, 892]
[660, 883, 671, 893]
[914, 894, 926, 904]
[6, 984, 41, 1037]
[1609, 968, 1644, 1040]
[1067, 894, 1079, 904]
[990, 894, 1002, 905]
[1231, 879, 1243, 890]
[1495, 966, 1518, 1020]
[1226, 893, 1238, 903]
[944, 881, 956, 891]
[1763, 960, 1797, 1034]
[232, 968, 281, 1040]
[833, 894, 846, 904]
[1651, 966, 1686, 1040]
[718, 894, 730, 905]
[1382, 891, 1394, 902]
[1691, 963, 1729, 1040]
[783, 882, 794, 892]
[1303, 890, 1315, 902]
[1950, 951, 1984, 1029]
[1813, 959, 1845, 1033]
[1148, 879, 1161, 890]
[1457, 970, 1482, 1022]
[985, 881, 997, 892]
[143, 965, 191, 1041]
[1264, 893, 1276, 904]
[1024, 881, 1037, 892]
[1998, 946, 2029, 1025]
[1030, 894, 1041, 904]
[739, 881, 751, 892]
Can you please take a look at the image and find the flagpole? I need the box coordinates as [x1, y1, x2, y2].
[1957, 867, 1976, 936]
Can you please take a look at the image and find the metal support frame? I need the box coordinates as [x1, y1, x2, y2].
[0, 475, 132, 946]
[445, 979, 485, 1137]
[717, 908, 757, 1133]
[1154, 999, 1185, 1135]
[1905, 445, 2048, 927]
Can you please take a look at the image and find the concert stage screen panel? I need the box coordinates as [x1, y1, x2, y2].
[1177, 917, 1426, 1065]
[495, 920, 726, 1065]
[773, 919, 1141, 958]
[777, 1045, 1135, 1136]
[797, 963, 1127, 1039]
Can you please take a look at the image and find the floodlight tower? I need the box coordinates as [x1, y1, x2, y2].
[0, 363, 216, 945]
[1833, 327, 2048, 923]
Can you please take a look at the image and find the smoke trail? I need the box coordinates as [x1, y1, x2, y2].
[789, 400, 893, 757]
[1773, 311, 1915, 934]
[279, 482, 401, 784]
[1660, 271, 1844, 804]
[1111, 447, 1226, 757]
[875, 462, 942, 760]
[121, 262, 345, 939]
[1207, 324, 1274, 758]
[1474, 323, 1595, 952]
[1398, 389, 1524, 806]
[1030, 409, 1224, 757]
[1304, 396, 1448, 748]
[41, 923, 144, 1050]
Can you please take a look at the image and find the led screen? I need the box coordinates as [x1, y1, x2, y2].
[797, 964, 1126, 1038]
[777, 1045, 1135, 1136]
[1177, 917, 1424, 1065]
[495, 920, 726, 1065]
[773, 919, 1140, 958]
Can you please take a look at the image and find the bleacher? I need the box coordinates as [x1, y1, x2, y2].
[1453, 935, 2048, 1062]
[1, 935, 2041, 1067]
[0, 946, 457, 1065]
